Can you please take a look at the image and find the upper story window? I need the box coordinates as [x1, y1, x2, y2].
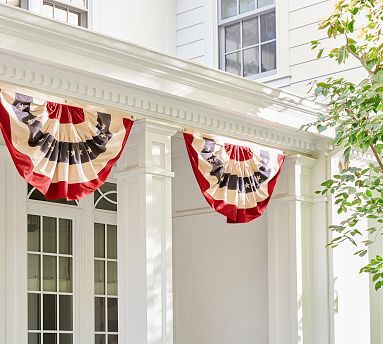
[42, 0, 87, 27]
[0, 0, 23, 7]
[218, 0, 276, 79]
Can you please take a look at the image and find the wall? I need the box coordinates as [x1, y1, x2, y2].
[171, 136, 269, 344]
[93, 0, 176, 55]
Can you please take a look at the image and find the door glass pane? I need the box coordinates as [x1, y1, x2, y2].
[42, 2, 54, 17]
[244, 47, 259, 77]
[28, 333, 41, 344]
[225, 23, 240, 52]
[261, 41, 276, 72]
[96, 334, 106, 344]
[54, 6, 67, 22]
[43, 255, 57, 292]
[43, 294, 57, 330]
[107, 225, 117, 259]
[59, 334, 73, 344]
[258, 0, 273, 7]
[240, 0, 255, 13]
[107, 261, 118, 296]
[68, 11, 80, 26]
[28, 293, 41, 330]
[28, 254, 41, 291]
[225, 52, 241, 75]
[242, 17, 259, 48]
[94, 223, 105, 258]
[260, 11, 276, 42]
[108, 335, 118, 344]
[59, 257, 72, 292]
[43, 333, 57, 344]
[95, 260, 105, 295]
[95, 297, 106, 332]
[59, 219, 72, 255]
[43, 217, 57, 253]
[28, 215, 40, 252]
[59, 295, 73, 331]
[222, 0, 237, 19]
[107, 298, 118, 332]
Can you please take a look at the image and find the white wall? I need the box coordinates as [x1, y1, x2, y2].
[93, 0, 176, 55]
[171, 136, 269, 344]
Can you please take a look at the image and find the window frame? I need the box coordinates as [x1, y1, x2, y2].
[41, 0, 88, 27]
[218, 0, 277, 79]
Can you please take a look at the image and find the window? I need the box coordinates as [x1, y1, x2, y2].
[94, 223, 118, 344]
[218, 0, 276, 78]
[0, 0, 21, 6]
[42, 0, 87, 27]
[27, 215, 74, 344]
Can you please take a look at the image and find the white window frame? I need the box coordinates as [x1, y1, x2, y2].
[218, 1, 277, 79]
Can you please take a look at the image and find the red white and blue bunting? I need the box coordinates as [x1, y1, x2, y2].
[184, 130, 285, 223]
[0, 90, 133, 200]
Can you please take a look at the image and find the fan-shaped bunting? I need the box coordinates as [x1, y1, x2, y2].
[0, 90, 133, 200]
[183, 131, 285, 223]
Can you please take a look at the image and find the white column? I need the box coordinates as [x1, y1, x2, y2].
[115, 120, 176, 344]
[268, 155, 331, 344]
[0, 146, 28, 344]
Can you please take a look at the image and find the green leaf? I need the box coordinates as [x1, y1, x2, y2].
[366, 189, 373, 197]
[374, 70, 383, 83]
[367, 59, 378, 71]
[317, 48, 324, 59]
[317, 124, 327, 133]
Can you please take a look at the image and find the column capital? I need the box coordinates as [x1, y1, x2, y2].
[131, 119, 180, 137]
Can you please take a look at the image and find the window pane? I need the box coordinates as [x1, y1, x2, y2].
[43, 217, 57, 253]
[60, 334, 73, 344]
[59, 295, 73, 331]
[70, 0, 85, 6]
[59, 219, 72, 255]
[68, 11, 80, 26]
[28, 333, 41, 344]
[225, 23, 240, 52]
[43, 294, 57, 330]
[242, 17, 259, 48]
[94, 223, 105, 258]
[95, 260, 105, 295]
[59, 257, 72, 292]
[261, 41, 276, 72]
[107, 225, 117, 259]
[6, 0, 20, 5]
[260, 11, 276, 42]
[43, 333, 57, 344]
[94, 183, 117, 212]
[28, 254, 41, 291]
[54, 6, 68, 22]
[107, 298, 118, 332]
[42, 3, 54, 17]
[43, 255, 57, 292]
[95, 297, 106, 332]
[221, 0, 237, 19]
[108, 335, 118, 344]
[240, 0, 255, 14]
[225, 52, 241, 75]
[243, 47, 260, 77]
[258, 0, 273, 7]
[96, 334, 106, 344]
[107, 261, 118, 296]
[28, 215, 40, 252]
[28, 293, 41, 330]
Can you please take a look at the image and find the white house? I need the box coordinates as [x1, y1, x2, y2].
[0, 1, 380, 344]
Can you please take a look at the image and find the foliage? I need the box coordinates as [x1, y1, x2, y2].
[304, 0, 383, 290]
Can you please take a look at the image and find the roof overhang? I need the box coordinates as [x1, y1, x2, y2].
[0, 4, 331, 155]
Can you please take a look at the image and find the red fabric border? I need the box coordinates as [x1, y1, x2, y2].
[183, 132, 285, 224]
[0, 99, 133, 200]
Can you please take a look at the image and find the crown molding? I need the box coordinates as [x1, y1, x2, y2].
[0, 4, 331, 154]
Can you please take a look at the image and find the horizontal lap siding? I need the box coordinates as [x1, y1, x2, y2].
[285, 0, 368, 94]
[176, 1, 206, 62]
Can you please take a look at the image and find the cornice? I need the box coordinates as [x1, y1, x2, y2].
[0, 4, 331, 154]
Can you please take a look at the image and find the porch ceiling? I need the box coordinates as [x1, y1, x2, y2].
[0, 4, 331, 155]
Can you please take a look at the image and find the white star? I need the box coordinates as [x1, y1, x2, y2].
[101, 124, 106, 130]
[100, 133, 106, 139]
[256, 175, 261, 182]
[46, 141, 52, 148]
[16, 103, 28, 111]
[71, 150, 75, 157]
[205, 146, 211, 152]
[38, 138, 44, 143]
[79, 150, 83, 155]
[26, 118, 35, 125]
[245, 182, 251, 189]
[87, 147, 92, 154]
[49, 146, 55, 152]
